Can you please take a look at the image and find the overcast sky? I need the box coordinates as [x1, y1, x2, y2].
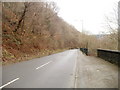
[50, 0, 119, 34]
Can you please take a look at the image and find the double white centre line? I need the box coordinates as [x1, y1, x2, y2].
[36, 61, 52, 70]
[0, 78, 19, 89]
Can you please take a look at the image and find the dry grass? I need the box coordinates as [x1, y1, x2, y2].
[2, 48, 68, 65]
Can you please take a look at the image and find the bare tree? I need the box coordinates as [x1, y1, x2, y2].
[14, 2, 30, 32]
[101, 2, 119, 50]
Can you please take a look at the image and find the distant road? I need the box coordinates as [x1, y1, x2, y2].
[0, 49, 118, 88]
[1, 49, 77, 88]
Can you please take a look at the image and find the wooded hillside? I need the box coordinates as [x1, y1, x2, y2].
[2, 2, 84, 64]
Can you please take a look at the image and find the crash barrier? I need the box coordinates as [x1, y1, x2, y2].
[80, 48, 88, 55]
[97, 49, 120, 66]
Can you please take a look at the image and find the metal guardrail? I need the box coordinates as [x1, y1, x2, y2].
[97, 49, 120, 65]
[80, 48, 88, 55]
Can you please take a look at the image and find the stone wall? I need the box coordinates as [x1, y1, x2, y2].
[97, 49, 120, 66]
[80, 48, 88, 55]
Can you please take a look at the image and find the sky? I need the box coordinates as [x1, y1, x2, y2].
[50, 0, 119, 34]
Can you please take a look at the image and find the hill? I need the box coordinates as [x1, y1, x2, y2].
[2, 2, 84, 65]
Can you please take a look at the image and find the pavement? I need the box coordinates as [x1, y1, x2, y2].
[0, 49, 118, 88]
[76, 51, 118, 88]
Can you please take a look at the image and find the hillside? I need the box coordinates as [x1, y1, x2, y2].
[2, 2, 84, 65]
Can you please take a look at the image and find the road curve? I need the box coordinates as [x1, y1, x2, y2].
[1, 49, 118, 88]
[1, 49, 78, 88]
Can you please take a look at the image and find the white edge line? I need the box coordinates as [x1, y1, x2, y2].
[0, 78, 19, 89]
[74, 50, 79, 88]
[36, 61, 52, 70]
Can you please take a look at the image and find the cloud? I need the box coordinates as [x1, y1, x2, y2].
[52, 0, 119, 34]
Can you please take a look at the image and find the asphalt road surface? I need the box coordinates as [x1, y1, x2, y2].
[0, 49, 118, 88]
[1, 49, 77, 88]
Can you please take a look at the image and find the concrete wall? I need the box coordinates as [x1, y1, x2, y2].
[97, 49, 120, 65]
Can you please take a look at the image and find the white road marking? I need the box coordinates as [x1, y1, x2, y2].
[0, 78, 19, 89]
[36, 61, 52, 70]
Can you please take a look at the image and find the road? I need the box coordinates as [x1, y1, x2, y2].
[0, 49, 118, 88]
[1, 49, 77, 88]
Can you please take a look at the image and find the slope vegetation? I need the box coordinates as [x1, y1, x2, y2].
[2, 2, 83, 65]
